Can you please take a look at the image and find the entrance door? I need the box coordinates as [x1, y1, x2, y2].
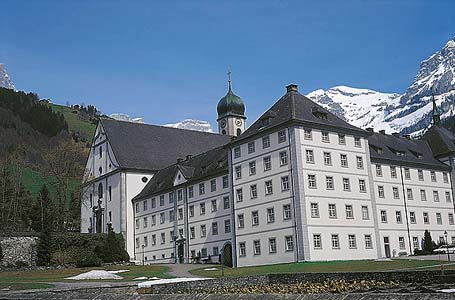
[178, 243, 184, 263]
[384, 237, 391, 258]
[222, 243, 233, 267]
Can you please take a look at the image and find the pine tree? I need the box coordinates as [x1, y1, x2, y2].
[423, 230, 435, 254]
[36, 227, 51, 266]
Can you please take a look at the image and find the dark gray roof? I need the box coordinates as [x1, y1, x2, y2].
[422, 125, 455, 158]
[101, 119, 231, 171]
[133, 146, 229, 201]
[234, 86, 367, 143]
[368, 132, 450, 171]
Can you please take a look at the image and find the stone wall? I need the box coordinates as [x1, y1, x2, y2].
[0, 234, 38, 267]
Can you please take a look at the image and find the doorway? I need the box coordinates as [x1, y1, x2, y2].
[383, 236, 391, 258]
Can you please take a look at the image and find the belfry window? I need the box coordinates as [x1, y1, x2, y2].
[98, 182, 103, 199]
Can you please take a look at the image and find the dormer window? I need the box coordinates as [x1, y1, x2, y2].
[312, 108, 328, 120]
[262, 117, 270, 127]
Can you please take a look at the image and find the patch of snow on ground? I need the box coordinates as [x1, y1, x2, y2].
[133, 276, 149, 281]
[65, 270, 124, 280]
[203, 268, 218, 271]
[439, 289, 455, 293]
[108, 270, 129, 274]
[138, 277, 209, 288]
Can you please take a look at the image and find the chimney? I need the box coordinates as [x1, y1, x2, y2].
[392, 132, 400, 137]
[185, 154, 192, 161]
[286, 84, 298, 93]
[366, 128, 374, 132]
[379, 130, 386, 135]
[177, 158, 184, 163]
[403, 134, 411, 140]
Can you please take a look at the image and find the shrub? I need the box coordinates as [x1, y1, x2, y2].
[15, 260, 28, 268]
[36, 229, 51, 266]
[0, 242, 3, 262]
[75, 255, 102, 268]
[95, 229, 129, 263]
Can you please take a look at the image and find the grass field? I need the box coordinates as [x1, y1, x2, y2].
[0, 265, 169, 285]
[190, 259, 451, 278]
[0, 282, 54, 291]
[50, 103, 96, 139]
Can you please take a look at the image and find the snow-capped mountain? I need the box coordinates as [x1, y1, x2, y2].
[164, 119, 214, 133]
[307, 37, 455, 136]
[0, 64, 15, 90]
[109, 113, 144, 123]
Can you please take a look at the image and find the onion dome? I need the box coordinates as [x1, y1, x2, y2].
[217, 80, 245, 120]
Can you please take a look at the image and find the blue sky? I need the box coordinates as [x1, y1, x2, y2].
[1, 0, 454, 128]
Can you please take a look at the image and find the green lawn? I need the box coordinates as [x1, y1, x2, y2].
[0, 265, 170, 284]
[50, 103, 96, 139]
[190, 259, 449, 278]
[0, 282, 54, 291]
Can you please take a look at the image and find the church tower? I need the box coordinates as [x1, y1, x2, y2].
[217, 72, 246, 136]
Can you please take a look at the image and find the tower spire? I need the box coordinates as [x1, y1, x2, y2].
[227, 67, 232, 91]
[431, 88, 441, 126]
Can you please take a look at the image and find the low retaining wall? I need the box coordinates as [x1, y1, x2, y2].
[146, 270, 455, 294]
[0, 234, 38, 268]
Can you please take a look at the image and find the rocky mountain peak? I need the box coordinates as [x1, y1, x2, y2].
[0, 64, 15, 90]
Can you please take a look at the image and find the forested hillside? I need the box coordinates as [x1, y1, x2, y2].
[0, 87, 97, 232]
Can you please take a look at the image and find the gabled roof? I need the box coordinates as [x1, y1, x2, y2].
[368, 132, 450, 171]
[234, 85, 367, 143]
[422, 125, 455, 158]
[100, 119, 232, 172]
[133, 145, 229, 201]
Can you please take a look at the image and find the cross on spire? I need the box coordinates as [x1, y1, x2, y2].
[227, 67, 232, 91]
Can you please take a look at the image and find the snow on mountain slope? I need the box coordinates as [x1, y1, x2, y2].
[164, 119, 214, 133]
[110, 113, 144, 123]
[0, 64, 15, 90]
[307, 37, 455, 136]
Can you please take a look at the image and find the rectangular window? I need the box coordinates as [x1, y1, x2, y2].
[190, 227, 195, 239]
[263, 156, 272, 171]
[252, 211, 259, 226]
[331, 234, 340, 249]
[160, 212, 165, 224]
[338, 134, 346, 145]
[392, 210, 402, 224]
[200, 203, 206, 215]
[238, 214, 245, 228]
[283, 204, 292, 220]
[348, 234, 357, 249]
[234, 146, 241, 159]
[407, 188, 413, 200]
[210, 179, 217, 192]
[188, 186, 194, 198]
[161, 233, 165, 244]
[201, 248, 207, 257]
[152, 234, 156, 246]
[285, 236, 294, 251]
[278, 130, 287, 143]
[269, 238, 277, 253]
[313, 234, 322, 249]
[151, 215, 156, 226]
[311, 203, 319, 218]
[329, 204, 337, 219]
[169, 192, 174, 204]
[250, 184, 258, 199]
[420, 189, 427, 201]
[225, 219, 231, 233]
[404, 168, 411, 180]
[449, 213, 454, 225]
[177, 189, 183, 202]
[135, 203, 139, 213]
[444, 172, 449, 183]
[235, 166, 242, 179]
[356, 156, 363, 169]
[324, 152, 332, 166]
[378, 186, 385, 198]
[321, 131, 330, 143]
[446, 191, 452, 203]
[236, 188, 243, 202]
[343, 177, 350, 191]
[199, 183, 205, 195]
[304, 129, 312, 140]
[151, 198, 156, 208]
[265, 180, 273, 195]
[308, 174, 317, 189]
[418, 170, 424, 181]
[345, 205, 354, 219]
[135, 219, 139, 229]
[213, 247, 219, 256]
[399, 237, 405, 250]
[267, 207, 275, 223]
[253, 240, 261, 255]
[200, 225, 207, 237]
[409, 211, 416, 224]
[433, 190, 440, 202]
[431, 171, 436, 182]
[135, 237, 140, 248]
[281, 176, 290, 191]
[211, 199, 217, 212]
[306, 150, 314, 164]
[390, 166, 397, 178]
[412, 237, 419, 250]
[358, 179, 366, 193]
[223, 196, 230, 210]
[249, 161, 256, 175]
[143, 200, 148, 211]
[340, 154, 348, 167]
[423, 212, 429, 224]
[239, 242, 246, 256]
[178, 208, 183, 220]
[326, 176, 334, 190]
[212, 222, 218, 235]
[169, 210, 174, 222]
[354, 137, 361, 147]
[376, 164, 383, 177]
[365, 235, 373, 249]
[380, 210, 387, 223]
[279, 151, 288, 166]
[222, 176, 229, 189]
[436, 212, 443, 225]
[248, 141, 255, 154]
[361, 205, 369, 220]
[392, 187, 399, 199]
[262, 136, 270, 149]
[189, 205, 194, 218]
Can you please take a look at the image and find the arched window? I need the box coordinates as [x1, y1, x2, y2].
[99, 167, 102, 175]
[98, 182, 103, 199]
[222, 130, 226, 135]
[236, 128, 242, 136]
[99, 146, 102, 158]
